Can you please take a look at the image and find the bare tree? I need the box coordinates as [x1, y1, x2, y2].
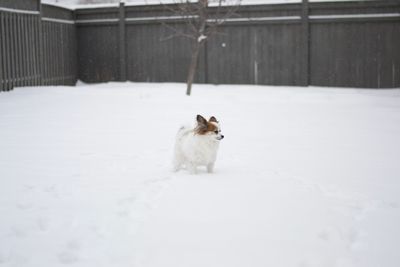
[162, 0, 241, 95]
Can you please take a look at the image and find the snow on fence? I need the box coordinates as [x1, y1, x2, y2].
[1, 0, 400, 92]
[0, 0, 77, 92]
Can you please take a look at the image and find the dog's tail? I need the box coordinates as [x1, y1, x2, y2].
[173, 125, 192, 172]
[176, 124, 192, 140]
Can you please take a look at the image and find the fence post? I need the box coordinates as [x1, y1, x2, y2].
[119, 2, 127, 81]
[301, 0, 310, 86]
[0, 12, 3, 92]
[38, 0, 43, 86]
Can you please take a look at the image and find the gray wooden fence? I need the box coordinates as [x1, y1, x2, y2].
[75, 0, 400, 89]
[0, 0, 77, 92]
[1, 0, 400, 92]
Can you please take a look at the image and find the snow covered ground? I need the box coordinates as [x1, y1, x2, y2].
[0, 82, 399, 267]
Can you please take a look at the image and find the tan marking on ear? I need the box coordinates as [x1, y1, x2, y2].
[207, 123, 218, 132]
[195, 121, 218, 135]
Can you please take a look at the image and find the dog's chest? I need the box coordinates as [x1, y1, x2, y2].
[184, 138, 219, 164]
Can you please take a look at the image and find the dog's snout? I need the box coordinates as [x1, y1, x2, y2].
[221, 135, 224, 139]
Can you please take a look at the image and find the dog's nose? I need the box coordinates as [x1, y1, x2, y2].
[221, 135, 224, 139]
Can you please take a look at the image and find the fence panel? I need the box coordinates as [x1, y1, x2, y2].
[126, 23, 202, 83]
[309, 0, 400, 88]
[77, 24, 120, 83]
[0, 1, 77, 91]
[41, 3, 77, 86]
[0, 0, 41, 91]
[75, 6, 119, 83]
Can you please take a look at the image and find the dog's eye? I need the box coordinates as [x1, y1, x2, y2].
[214, 131, 219, 134]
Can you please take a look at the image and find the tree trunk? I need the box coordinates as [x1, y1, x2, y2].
[186, 41, 202, 96]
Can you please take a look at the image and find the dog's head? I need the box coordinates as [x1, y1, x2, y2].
[195, 115, 224, 141]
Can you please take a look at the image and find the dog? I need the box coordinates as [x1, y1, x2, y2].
[173, 115, 224, 174]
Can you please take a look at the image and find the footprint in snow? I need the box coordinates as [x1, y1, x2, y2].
[58, 251, 79, 264]
[16, 202, 33, 210]
[58, 241, 81, 264]
[10, 226, 27, 238]
[317, 230, 330, 241]
[0, 251, 11, 264]
[37, 217, 49, 232]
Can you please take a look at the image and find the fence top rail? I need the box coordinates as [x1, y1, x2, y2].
[42, 17, 75, 24]
[309, 0, 400, 10]
[0, 7, 39, 15]
[310, 12, 400, 19]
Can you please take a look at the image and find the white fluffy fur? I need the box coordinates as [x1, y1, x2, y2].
[173, 122, 223, 174]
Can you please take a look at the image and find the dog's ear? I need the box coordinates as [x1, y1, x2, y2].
[209, 116, 218, 123]
[196, 115, 208, 126]
[196, 115, 208, 134]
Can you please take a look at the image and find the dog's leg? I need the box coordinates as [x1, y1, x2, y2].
[207, 163, 215, 173]
[172, 147, 183, 172]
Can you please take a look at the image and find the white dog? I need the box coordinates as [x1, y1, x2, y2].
[173, 115, 224, 174]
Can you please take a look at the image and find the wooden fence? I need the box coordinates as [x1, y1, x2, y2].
[0, 0, 77, 92]
[1, 0, 400, 92]
[75, 0, 400, 88]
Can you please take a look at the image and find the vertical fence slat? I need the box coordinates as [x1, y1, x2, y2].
[45, 22, 49, 85]
[4, 13, 11, 90]
[42, 21, 46, 85]
[14, 13, 20, 87]
[24, 15, 29, 86]
[16, 13, 21, 87]
[30, 15, 35, 85]
[62, 23, 66, 85]
[58, 22, 61, 85]
[59, 23, 63, 85]
[29, 15, 34, 85]
[35, 14, 41, 86]
[38, 3, 43, 86]
[55, 22, 59, 85]
[49, 21, 53, 85]
[53, 22, 57, 85]
[50, 22, 53, 84]
[302, 0, 310, 86]
[48, 22, 52, 85]
[21, 14, 26, 86]
[42, 21, 45, 85]
[30, 15, 37, 86]
[10, 13, 16, 89]
[66, 24, 71, 84]
[0, 12, 3, 92]
[54, 22, 58, 85]
[29, 15, 34, 86]
[119, 2, 126, 81]
[19, 14, 25, 86]
[73, 20, 77, 84]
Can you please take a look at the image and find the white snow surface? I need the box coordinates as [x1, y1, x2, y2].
[1, 82, 400, 267]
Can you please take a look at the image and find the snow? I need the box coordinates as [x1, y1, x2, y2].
[0, 82, 400, 267]
[197, 34, 207, 43]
